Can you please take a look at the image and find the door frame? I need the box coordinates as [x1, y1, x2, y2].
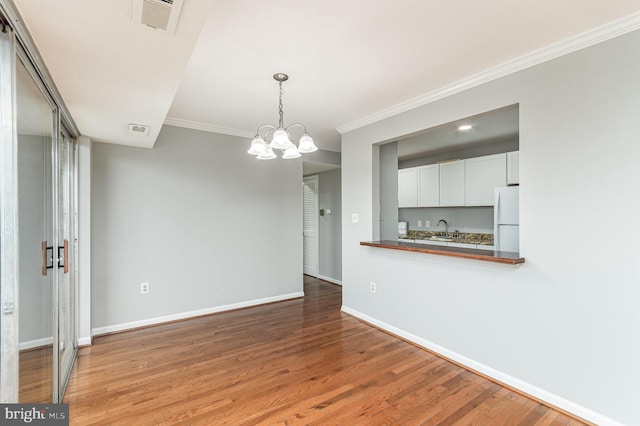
[0, 19, 20, 404]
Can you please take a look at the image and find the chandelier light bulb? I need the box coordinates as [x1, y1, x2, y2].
[297, 133, 318, 153]
[282, 142, 302, 159]
[247, 136, 267, 155]
[256, 145, 277, 160]
[271, 129, 291, 150]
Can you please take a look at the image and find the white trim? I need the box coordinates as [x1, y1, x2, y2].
[92, 292, 304, 336]
[341, 305, 624, 426]
[19, 337, 53, 351]
[336, 11, 640, 134]
[317, 274, 342, 286]
[77, 336, 92, 347]
[163, 117, 255, 138]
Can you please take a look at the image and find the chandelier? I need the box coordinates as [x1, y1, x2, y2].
[247, 73, 317, 160]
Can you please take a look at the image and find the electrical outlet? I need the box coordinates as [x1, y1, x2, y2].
[140, 282, 149, 294]
[418, 220, 422, 227]
[352, 213, 359, 223]
[370, 282, 376, 293]
[425, 220, 430, 227]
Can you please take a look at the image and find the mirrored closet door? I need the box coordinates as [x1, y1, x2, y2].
[16, 56, 56, 403]
[14, 46, 78, 404]
[1, 5, 79, 404]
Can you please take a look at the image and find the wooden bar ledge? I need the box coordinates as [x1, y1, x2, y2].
[361, 240, 525, 265]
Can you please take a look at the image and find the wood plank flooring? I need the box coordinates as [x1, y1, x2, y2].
[19, 346, 53, 403]
[63, 276, 588, 425]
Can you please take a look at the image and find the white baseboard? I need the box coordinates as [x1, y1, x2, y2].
[92, 292, 305, 337]
[19, 337, 53, 351]
[317, 275, 342, 286]
[341, 305, 622, 426]
[77, 336, 93, 347]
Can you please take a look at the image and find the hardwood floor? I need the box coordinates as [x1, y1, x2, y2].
[64, 276, 588, 425]
[19, 345, 53, 403]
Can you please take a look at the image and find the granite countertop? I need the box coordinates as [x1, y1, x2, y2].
[399, 230, 494, 245]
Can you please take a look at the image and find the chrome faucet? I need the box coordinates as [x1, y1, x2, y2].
[437, 219, 448, 236]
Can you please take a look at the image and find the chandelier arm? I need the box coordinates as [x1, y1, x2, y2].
[255, 124, 277, 136]
[284, 123, 309, 135]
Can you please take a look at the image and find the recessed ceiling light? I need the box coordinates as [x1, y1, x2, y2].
[458, 124, 473, 131]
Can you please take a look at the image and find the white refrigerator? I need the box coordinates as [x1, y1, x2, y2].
[494, 186, 519, 252]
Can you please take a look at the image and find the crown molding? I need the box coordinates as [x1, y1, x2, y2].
[163, 117, 255, 138]
[336, 11, 640, 134]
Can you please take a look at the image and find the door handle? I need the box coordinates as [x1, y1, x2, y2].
[57, 239, 69, 274]
[41, 241, 54, 276]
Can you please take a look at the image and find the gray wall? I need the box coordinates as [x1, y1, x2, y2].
[304, 149, 341, 166]
[317, 168, 342, 282]
[399, 206, 493, 234]
[91, 125, 303, 331]
[379, 142, 398, 240]
[341, 30, 640, 425]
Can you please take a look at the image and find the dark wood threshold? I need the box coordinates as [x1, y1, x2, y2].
[361, 240, 525, 265]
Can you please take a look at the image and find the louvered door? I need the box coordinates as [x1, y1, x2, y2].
[303, 176, 319, 277]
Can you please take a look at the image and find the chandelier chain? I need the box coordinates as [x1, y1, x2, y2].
[278, 80, 284, 129]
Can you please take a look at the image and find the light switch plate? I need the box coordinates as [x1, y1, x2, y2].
[351, 213, 359, 223]
[418, 220, 422, 227]
[425, 220, 430, 227]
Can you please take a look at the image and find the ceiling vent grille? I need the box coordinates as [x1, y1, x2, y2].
[132, 0, 184, 33]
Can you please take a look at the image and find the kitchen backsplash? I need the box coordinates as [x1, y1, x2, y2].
[398, 206, 493, 234]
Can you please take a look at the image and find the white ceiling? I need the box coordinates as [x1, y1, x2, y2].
[13, 1, 640, 152]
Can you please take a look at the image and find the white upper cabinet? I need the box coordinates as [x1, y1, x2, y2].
[398, 168, 418, 207]
[465, 153, 507, 206]
[439, 160, 465, 206]
[417, 164, 439, 207]
[507, 150, 519, 185]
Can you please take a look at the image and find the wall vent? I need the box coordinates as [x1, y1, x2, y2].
[132, 0, 184, 33]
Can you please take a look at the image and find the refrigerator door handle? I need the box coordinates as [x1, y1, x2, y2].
[494, 190, 501, 251]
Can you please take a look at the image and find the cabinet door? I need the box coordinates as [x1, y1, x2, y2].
[465, 153, 507, 206]
[439, 160, 465, 206]
[507, 151, 519, 185]
[417, 164, 439, 207]
[398, 168, 418, 208]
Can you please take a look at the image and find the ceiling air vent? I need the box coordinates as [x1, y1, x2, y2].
[132, 0, 184, 33]
[128, 123, 151, 137]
